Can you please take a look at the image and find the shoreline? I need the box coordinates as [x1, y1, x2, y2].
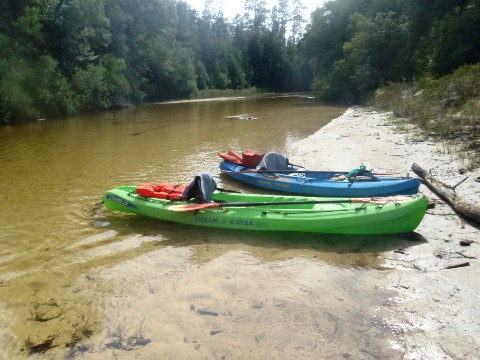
[290, 107, 480, 358]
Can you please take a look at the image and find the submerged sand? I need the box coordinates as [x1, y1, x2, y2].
[290, 107, 480, 358]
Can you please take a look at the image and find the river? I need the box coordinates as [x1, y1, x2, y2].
[0, 95, 407, 359]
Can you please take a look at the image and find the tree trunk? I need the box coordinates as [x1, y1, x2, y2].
[411, 163, 480, 223]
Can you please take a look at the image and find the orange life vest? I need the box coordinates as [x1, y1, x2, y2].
[218, 150, 243, 165]
[135, 183, 186, 200]
[218, 150, 265, 167]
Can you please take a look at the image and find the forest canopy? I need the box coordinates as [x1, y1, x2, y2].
[1, 0, 479, 124]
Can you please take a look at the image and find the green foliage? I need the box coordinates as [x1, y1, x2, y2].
[14, 5, 44, 45]
[372, 64, 480, 167]
[72, 63, 110, 113]
[0, 34, 74, 121]
[56, 0, 112, 71]
[0, 66, 37, 121]
[303, 0, 358, 74]
[306, 0, 480, 104]
[413, 1, 480, 76]
[34, 55, 77, 118]
[1, 0, 479, 124]
[70, 54, 130, 113]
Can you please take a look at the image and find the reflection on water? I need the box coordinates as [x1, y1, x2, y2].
[108, 214, 427, 268]
[0, 95, 418, 358]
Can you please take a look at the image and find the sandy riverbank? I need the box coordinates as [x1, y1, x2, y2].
[290, 107, 480, 359]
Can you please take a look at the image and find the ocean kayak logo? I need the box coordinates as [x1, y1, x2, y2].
[107, 194, 137, 209]
[195, 216, 269, 229]
[258, 179, 290, 188]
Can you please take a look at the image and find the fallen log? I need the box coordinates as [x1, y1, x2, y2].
[411, 163, 480, 223]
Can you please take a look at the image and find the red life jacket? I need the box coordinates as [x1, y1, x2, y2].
[135, 183, 186, 200]
[218, 150, 265, 167]
[241, 150, 264, 167]
[218, 150, 243, 165]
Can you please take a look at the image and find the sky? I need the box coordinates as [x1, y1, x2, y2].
[184, 0, 325, 21]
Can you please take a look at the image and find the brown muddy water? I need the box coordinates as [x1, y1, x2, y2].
[0, 95, 423, 359]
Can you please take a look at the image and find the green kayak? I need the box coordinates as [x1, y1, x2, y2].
[103, 186, 429, 235]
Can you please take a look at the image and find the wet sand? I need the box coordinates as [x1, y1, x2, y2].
[290, 107, 480, 358]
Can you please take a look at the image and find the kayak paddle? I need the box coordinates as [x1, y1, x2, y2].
[168, 196, 412, 212]
[221, 169, 396, 176]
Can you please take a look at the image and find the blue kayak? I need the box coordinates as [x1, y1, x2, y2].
[219, 160, 420, 198]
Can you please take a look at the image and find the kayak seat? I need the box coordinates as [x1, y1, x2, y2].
[256, 152, 290, 171]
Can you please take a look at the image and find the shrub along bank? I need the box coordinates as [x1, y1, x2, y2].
[371, 64, 480, 169]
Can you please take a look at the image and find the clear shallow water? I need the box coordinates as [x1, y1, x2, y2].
[0, 95, 421, 358]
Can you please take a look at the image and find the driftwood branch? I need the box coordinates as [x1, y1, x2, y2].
[452, 176, 469, 189]
[411, 163, 480, 223]
[442, 262, 470, 270]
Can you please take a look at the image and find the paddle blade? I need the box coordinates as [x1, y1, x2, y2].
[168, 203, 221, 211]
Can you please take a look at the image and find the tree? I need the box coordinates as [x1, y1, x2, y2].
[54, 0, 112, 75]
[291, 0, 306, 45]
[303, 0, 359, 78]
[271, 0, 289, 46]
[244, 0, 268, 31]
[415, 0, 480, 77]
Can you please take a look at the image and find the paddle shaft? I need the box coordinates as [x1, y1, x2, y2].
[222, 169, 395, 176]
[167, 197, 391, 211]
[216, 199, 361, 207]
